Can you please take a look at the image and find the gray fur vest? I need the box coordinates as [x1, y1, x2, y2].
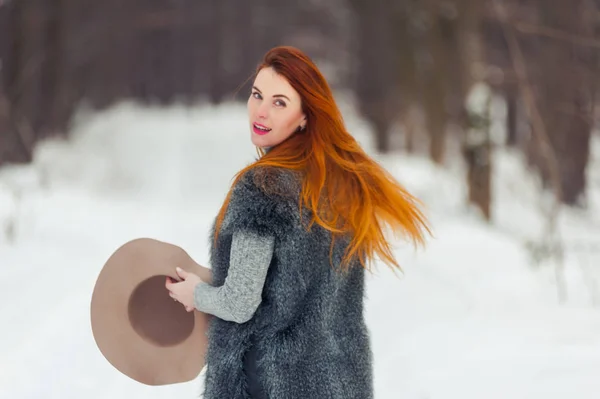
[202, 167, 374, 399]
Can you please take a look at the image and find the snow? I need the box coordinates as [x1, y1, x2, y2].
[1, 98, 600, 398]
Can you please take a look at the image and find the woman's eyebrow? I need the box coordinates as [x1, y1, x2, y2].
[273, 94, 291, 102]
[252, 86, 291, 102]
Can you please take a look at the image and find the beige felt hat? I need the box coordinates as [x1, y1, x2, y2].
[90, 238, 213, 386]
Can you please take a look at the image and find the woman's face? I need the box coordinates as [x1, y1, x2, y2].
[247, 67, 306, 148]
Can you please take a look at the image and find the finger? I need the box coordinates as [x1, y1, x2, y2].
[166, 275, 182, 287]
[176, 267, 188, 280]
[166, 276, 178, 286]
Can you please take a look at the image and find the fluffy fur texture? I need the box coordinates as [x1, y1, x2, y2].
[201, 167, 374, 399]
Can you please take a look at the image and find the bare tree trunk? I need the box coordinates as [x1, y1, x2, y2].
[0, 3, 11, 153]
[85, 0, 130, 107]
[1, 0, 41, 165]
[505, 82, 518, 147]
[463, 84, 492, 220]
[349, 0, 397, 153]
[403, 105, 419, 153]
[422, 0, 450, 164]
[42, 0, 79, 136]
[532, 0, 593, 206]
[391, 1, 420, 154]
[228, 0, 258, 97]
[207, 0, 224, 105]
[455, 0, 490, 219]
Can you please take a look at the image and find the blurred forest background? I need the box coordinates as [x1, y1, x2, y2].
[0, 0, 598, 221]
[4, 3, 600, 395]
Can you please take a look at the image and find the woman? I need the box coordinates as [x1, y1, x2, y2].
[166, 46, 430, 399]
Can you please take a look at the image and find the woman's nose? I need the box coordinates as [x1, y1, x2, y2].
[257, 102, 269, 119]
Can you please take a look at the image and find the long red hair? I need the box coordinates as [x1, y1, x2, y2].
[215, 46, 431, 273]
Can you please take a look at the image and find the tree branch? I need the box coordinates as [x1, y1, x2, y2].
[492, 0, 566, 302]
[514, 20, 600, 49]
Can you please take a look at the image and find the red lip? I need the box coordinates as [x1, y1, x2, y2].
[253, 123, 271, 136]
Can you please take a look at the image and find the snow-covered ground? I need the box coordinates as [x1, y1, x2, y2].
[1, 99, 600, 399]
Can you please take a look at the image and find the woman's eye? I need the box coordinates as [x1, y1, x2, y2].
[252, 92, 262, 99]
[275, 100, 286, 107]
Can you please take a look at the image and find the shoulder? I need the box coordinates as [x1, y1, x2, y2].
[235, 166, 302, 199]
[226, 166, 302, 236]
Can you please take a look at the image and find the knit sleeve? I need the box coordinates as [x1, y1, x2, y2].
[193, 229, 275, 323]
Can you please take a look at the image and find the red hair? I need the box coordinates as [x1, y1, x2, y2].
[215, 46, 431, 273]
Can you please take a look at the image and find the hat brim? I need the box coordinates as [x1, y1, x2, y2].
[90, 238, 212, 386]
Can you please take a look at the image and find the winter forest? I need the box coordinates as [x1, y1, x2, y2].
[1, 0, 600, 398]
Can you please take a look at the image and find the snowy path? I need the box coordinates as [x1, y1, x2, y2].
[2, 102, 600, 398]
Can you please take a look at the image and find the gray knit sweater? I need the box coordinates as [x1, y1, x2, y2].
[193, 230, 274, 323]
[193, 145, 275, 323]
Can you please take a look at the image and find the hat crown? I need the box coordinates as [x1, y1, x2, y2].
[128, 275, 195, 347]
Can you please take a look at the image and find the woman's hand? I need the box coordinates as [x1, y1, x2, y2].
[165, 267, 203, 312]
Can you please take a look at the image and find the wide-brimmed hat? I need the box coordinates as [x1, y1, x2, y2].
[90, 238, 213, 386]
